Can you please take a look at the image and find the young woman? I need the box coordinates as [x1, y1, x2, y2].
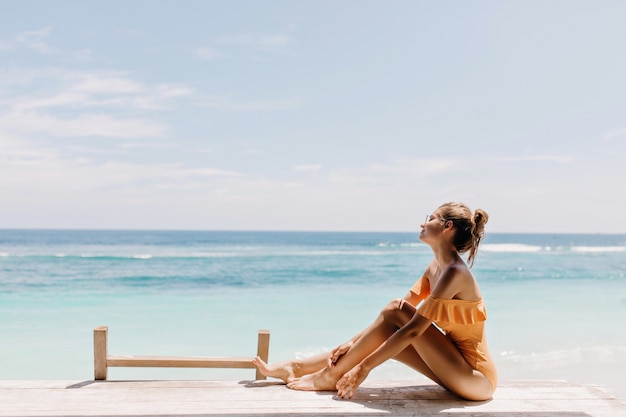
[253, 202, 497, 401]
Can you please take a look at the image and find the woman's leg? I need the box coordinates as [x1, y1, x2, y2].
[408, 325, 493, 401]
[254, 298, 413, 385]
[252, 352, 330, 383]
[393, 345, 444, 386]
[287, 298, 419, 390]
[287, 298, 493, 400]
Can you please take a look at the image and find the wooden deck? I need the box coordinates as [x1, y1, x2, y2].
[0, 379, 624, 417]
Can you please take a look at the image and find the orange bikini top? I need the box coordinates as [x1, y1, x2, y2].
[409, 276, 487, 325]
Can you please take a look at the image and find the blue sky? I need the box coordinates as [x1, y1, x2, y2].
[1, 1, 625, 233]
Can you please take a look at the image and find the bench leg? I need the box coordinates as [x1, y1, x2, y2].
[256, 330, 270, 380]
[94, 326, 108, 380]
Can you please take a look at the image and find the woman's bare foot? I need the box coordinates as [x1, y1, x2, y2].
[252, 356, 299, 383]
[286, 369, 338, 391]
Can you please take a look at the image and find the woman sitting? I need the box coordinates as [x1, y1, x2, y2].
[254, 202, 497, 401]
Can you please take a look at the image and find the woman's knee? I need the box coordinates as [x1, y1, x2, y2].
[379, 298, 409, 325]
[381, 298, 403, 312]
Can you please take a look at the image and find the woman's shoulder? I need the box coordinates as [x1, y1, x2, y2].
[433, 263, 479, 299]
[439, 262, 471, 281]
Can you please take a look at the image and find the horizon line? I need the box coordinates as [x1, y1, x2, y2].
[0, 227, 624, 235]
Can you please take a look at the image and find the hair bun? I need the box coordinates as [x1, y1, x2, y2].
[474, 209, 489, 227]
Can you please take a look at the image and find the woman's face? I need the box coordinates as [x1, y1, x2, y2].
[419, 210, 447, 242]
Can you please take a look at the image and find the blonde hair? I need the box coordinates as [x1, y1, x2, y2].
[437, 202, 489, 267]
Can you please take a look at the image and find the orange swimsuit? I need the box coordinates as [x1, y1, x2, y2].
[409, 276, 498, 391]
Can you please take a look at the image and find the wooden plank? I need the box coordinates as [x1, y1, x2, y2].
[107, 355, 255, 369]
[93, 326, 108, 380]
[256, 329, 270, 380]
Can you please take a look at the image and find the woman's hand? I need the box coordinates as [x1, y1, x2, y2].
[336, 364, 370, 399]
[328, 341, 353, 367]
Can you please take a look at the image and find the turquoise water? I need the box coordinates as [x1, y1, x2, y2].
[1, 230, 625, 399]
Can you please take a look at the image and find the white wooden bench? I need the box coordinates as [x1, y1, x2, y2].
[93, 326, 270, 381]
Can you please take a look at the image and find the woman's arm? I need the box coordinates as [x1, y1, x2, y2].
[328, 329, 365, 367]
[337, 266, 465, 398]
[334, 267, 433, 367]
[336, 309, 432, 398]
[362, 308, 431, 370]
[363, 266, 465, 368]
[336, 307, 432, 397]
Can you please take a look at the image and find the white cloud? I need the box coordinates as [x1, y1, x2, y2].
[0, 136, 244, 192]
[15, 26, 53, 53]
[4, 70, 187, 102]
[71, 74, 143, 94]
[157, 84, 193, 97]
[365, 154, 576, 179]
[293, 164, 322, 172]
[0, 67, 66, 88]
[9, 92, 171, 112]
[195, 47, 220, 60]
[120, 142, 176, 150]
[11, 92, 88, 111]
[116, 28, 146, 38]
[213, 33, 290, 47]
[200, 94, 302, 111]
[489, 154, 575, 163]
[370, 157, 464, 178]
[0, 133, 54, 165]
[209, 33, 292, 55]
[167, 167, 243, 179]
[1, 135, 622, 231]
[0, 112, 166, 138]
[1, 27, 90, 61]
[604, 128, 626, 140]
[0, 69, 195, 139]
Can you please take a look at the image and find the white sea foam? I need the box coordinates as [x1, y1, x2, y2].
[132, 254, 153, 259]
[0, 252, 9, 257]
[294, 347, 332, 359]
[482, 244, 544, 253]
[185, 252, 238, 258]
[376, 242, 422, 248]
[498, 346, 626, 365]
[400, 243, 422, 248]
[571, 246, 626, 253]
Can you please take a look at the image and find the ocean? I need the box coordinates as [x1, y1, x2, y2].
[1, 230, 625, 400]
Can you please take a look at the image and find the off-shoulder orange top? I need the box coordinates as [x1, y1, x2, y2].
[409, 276, 498, 391]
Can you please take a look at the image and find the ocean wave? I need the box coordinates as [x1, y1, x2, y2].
[376, 242, 422, 248]
[0, 252, 239, 260]
[0, 250, 404, 260]
[292, 250, 394, 256]
[482, 244, 544, 253]
[79, 254, 157, 260]
[499, 346, 626, 365]
[571, 246, 626, 253]
[2, 244, 623, 260]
